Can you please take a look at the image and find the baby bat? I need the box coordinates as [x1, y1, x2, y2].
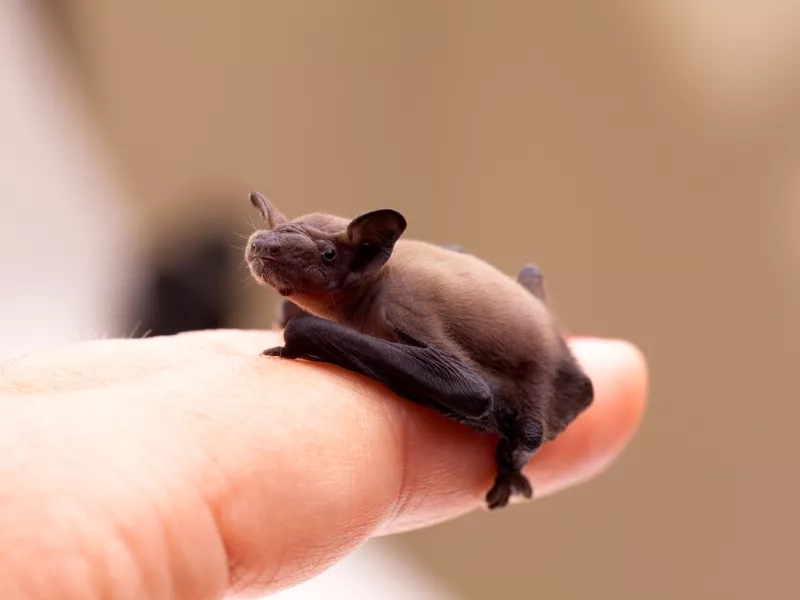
[244, 191, 593, 509]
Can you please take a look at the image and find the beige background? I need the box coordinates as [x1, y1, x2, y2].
[38, 1, 800, 598]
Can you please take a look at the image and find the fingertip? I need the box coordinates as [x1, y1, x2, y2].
[571, 337, 649, 434]
[528, 338, 648, 496]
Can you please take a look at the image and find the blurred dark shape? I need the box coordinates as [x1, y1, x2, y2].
[131, 230, 238, 337]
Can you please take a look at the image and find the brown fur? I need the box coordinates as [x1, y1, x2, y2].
[245, 193, 593, 508]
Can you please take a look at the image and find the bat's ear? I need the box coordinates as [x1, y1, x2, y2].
[249, 191, 286, 230]
[347, 209, 407, 247]
[344, 209, 407, 282]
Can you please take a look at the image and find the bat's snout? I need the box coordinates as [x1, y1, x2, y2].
[247, 231, 282, 259]
[244, 228, 323, 296]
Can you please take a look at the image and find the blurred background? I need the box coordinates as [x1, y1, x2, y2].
[1, 1, 798, 598]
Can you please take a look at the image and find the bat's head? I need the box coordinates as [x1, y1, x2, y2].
[245, 191, 407, 297]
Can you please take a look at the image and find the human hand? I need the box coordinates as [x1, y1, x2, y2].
[0, 330, 647, 598]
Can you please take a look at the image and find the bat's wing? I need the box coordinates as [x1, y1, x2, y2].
[517, 264, 546, 302]
[262, 314, 493, 422]
[274, 299, 308, 328]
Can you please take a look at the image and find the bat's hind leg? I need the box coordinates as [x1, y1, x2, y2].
[485, 416, 543, 510]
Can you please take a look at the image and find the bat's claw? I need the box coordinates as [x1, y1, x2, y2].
[485, 472, 533, 510]
[261, 346, 288, 357]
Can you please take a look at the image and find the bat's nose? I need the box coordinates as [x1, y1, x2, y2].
[249, 232, 281, 256]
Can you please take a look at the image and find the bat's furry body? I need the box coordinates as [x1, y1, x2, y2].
[245, 192, 593, 509]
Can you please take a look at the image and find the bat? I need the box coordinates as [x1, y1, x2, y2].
[245, 191, 593, 509]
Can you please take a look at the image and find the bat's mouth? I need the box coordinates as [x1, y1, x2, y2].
[247, 256, 296, 296]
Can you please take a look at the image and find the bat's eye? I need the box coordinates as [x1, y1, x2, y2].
[322, 248, 337, 261]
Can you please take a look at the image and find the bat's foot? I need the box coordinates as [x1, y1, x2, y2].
[485, 471, 533, 510]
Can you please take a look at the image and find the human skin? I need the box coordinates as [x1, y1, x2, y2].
[0, 330, 647, 599]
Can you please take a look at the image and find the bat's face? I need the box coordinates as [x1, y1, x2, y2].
[245, 194, 407, 298]
[245, 222, 346, 296]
